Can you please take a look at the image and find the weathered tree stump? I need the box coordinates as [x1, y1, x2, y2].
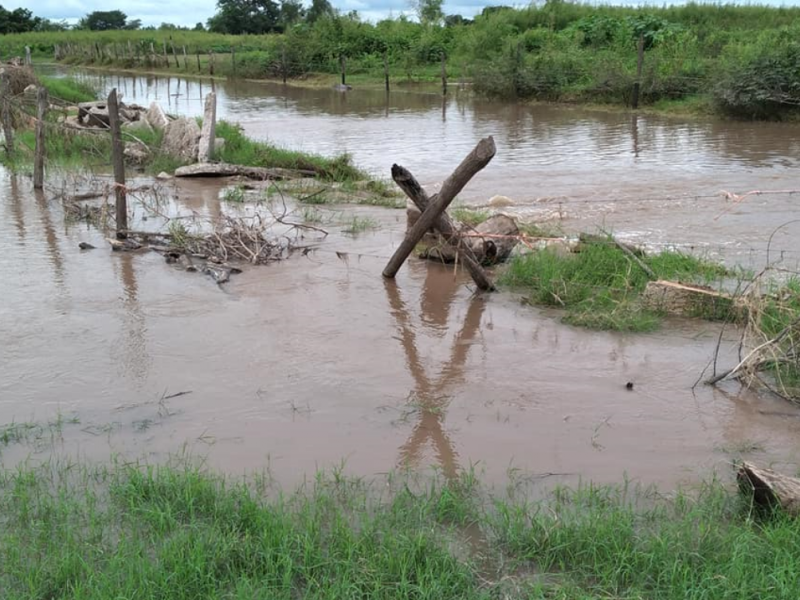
[738, 462, 800, 517]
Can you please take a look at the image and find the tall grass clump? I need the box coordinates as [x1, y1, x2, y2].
[39, 76, 98, 104]
[216, 121, 366, 182]
[500, 236, 728, 331]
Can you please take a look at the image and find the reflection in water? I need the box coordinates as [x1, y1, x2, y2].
[33, 189, 66, 296]
[112, 254, 150, 384]
[8, 175, 25, 241]
[385, 277, 486, 480]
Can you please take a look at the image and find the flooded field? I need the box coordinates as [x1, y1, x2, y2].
[3, 70, 800, 489]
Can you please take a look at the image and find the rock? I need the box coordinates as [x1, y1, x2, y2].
[122, 119, 154, 135]
[23, 83, 37, 95]
[488, 195, 514, 208]
[198, 92, 216, 162]
[332, 84, 352, 91]
[106, 237, 142, 251]
[156, 171, 172, 180]
[124, 141, 150, 166]
[78, 101, 111, 128]
[146, 102, 170, 130]
[161, 117, 201, 162]
[78, 242, 96, 250]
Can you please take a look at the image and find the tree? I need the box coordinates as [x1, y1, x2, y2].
[0, 6, 41, 34]
[207, 0, 281, 34]
[444, 14, 472, 27]
[410, 0, 443, 25]
[79, 10, 128, 30]
[124, 19, 142, 30]
[194, 22, 206, 31]
[279, 0, 304, 27]
[306, 0, 334, 24]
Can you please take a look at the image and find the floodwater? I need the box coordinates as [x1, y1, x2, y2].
[3, 69, 800, 489]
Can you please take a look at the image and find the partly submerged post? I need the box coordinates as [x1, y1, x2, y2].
[382, 136, 497, 291]
[340, 54, 346, 86]
[632, 34, 645, 109]
[282, 47, 288, 84]
[33, 87, 48, 189]
[441, 52, 447, 96]
[384, 50, 390, 92]
[107, 88, 128, 238]
[1, 71, 14, 156]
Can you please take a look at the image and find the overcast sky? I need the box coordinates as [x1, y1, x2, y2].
[13, 0, 798, 28]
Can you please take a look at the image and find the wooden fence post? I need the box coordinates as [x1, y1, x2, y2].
[382, 136, 497, 290]
[182, 46, 189, 70]
[33, 87, 48, 189]
[209, 50, 215, 75]
[231, 46, 236, 75]
[25, 46, 32, 66]
[384, 50, 390, 92]
[632, 34, 645, 109]
[171, 42, 180, 68]
[196, 49, 201, 72]
[107, 88, 128, 238]
[340, 54, 346, 86]
[1, 72, 14, 156]
[282, 47, 288, 84]
[441, 52, 447, 96]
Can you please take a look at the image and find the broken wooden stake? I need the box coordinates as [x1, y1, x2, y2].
[383, 136, 496, 290]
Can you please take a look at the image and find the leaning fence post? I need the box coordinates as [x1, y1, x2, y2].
[107, 88, 128, 238]
[1, 72, 14, 156]
[33, 87, 48, 189]
[209, 50, 215, 76]
[25, 45, 32, 66]
[182, 46, 189, 70]
[632, 34, 645, 109]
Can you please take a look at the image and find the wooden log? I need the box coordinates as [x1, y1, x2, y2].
[422, 214, 519, 265]
[382, 136, 496, 288]
[641, 280, 741, 321]
[173, 162, 315, 180]
[33, 87, 47, 189]
[107, 88, 128, 238]
[738, 462, 800, 517]
[389, 166, 495, 290]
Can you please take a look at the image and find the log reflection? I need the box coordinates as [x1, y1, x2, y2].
[385, 274, 486, 480]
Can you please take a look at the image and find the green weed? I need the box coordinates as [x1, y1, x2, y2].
[342, 215, 378, 234]
[39, 76, 98, 104]
[222, 185, 246, 203]
[451, 207, 491, 227]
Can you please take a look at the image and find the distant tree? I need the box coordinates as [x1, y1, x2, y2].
[410, 0, 444, 25]
[444, 14, 472, 27]
[159, 22, 180, 30]
[480, 6, 512, 18]
[194, 22, 206, 31]
[34, 18, 69, 31]
[306, 0, 334, 23]
[279, 0, 305, 27]
[207, 0, 281, 34]
[0, 6, 41, 33]
[79, 10, 129, 30]
[124, 18, 142, 30]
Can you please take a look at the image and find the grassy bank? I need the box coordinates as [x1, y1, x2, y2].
[1, 458, 799, 598]
[8, 2, 800, 119]
[500, 234, 731, 332]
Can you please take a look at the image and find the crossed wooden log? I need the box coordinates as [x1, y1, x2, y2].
[382, 136, 497, 291]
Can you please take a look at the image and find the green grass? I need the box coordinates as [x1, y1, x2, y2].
[1, 459, 800, 599]
[342, 215, 379, 234]
[221, 184, 246, 203]
[500, 234, 730, 332]
[216, 121, 365, 182]
[38, 76, 97, 104]
[452, 207, 491, 227]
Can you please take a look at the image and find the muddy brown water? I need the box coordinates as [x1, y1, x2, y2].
[3, 69, 800, 489]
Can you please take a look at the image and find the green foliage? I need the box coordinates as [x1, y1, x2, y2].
[77, 10, 133, 31]
[500, 236, 729, 332]
[3, 461, 800, 599]
[39, 76, 97, 103]
[0, 6, 41, 34]
[713, 30, 800, 120]
[208, 0, 282, 34]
